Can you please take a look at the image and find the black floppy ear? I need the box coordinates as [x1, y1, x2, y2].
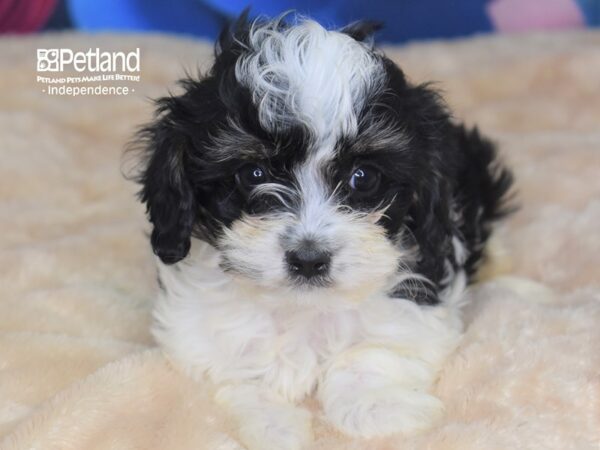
[135, 108, 197, 265]
[390, 173, 453, 305]
[341, 20, 383, 43]
[414, 175, 454, 280]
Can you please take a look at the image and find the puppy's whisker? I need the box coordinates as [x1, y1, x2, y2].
[327, 180, 345, 204]
[361, 195, 397, 223]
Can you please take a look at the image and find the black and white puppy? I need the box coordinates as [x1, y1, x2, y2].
[132, 13, 513, 449]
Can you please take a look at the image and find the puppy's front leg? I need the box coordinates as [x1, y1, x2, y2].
[216, 383, 313, 450]
[318, 345, 444, 438]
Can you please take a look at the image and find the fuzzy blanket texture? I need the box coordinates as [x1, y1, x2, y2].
[0, 31, 599, 450]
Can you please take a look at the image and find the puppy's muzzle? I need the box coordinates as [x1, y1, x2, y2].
[285, 245, 331, 281]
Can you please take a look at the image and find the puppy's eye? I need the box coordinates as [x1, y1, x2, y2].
[349, 166, 381, 196]
[236, 164, 269, 191]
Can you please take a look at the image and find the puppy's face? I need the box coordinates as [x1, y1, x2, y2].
[135, 18, 454, 298]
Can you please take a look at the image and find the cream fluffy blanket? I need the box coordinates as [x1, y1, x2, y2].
[1, 31, 599, 450]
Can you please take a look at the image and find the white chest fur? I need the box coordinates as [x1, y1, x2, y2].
[152, 241, 463, 446]
[153, 240, 462, 395]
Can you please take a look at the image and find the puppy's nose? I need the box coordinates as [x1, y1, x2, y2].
[286, 249, 331, 279]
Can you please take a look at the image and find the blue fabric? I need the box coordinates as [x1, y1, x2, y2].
[68, 0, 493, 42]
[334, 0, 493, 42]
[68, 0, 227, 38]
[577, 0, 600, 25]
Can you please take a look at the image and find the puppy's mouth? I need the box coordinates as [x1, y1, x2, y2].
[288, 273, 333, 290]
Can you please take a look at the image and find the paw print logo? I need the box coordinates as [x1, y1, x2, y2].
[37, 49, 59, 71]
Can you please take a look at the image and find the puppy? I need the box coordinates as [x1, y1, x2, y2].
[131, 13, 513, 450]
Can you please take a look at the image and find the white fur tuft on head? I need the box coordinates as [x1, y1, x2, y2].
[235, 16, 385, 142]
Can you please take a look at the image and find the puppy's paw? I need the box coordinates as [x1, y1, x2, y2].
[263, 349, 319, 402]
[216, 384, 313, 450]
[323, 386, 443, 438]
[237, 404, 313, 450]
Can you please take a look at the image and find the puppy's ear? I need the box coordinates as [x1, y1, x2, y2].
[412, 175, 454, 285]
[399, 83, 456, 299]
[133, 104, 197, 265]
[341, 20, 383, 43]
